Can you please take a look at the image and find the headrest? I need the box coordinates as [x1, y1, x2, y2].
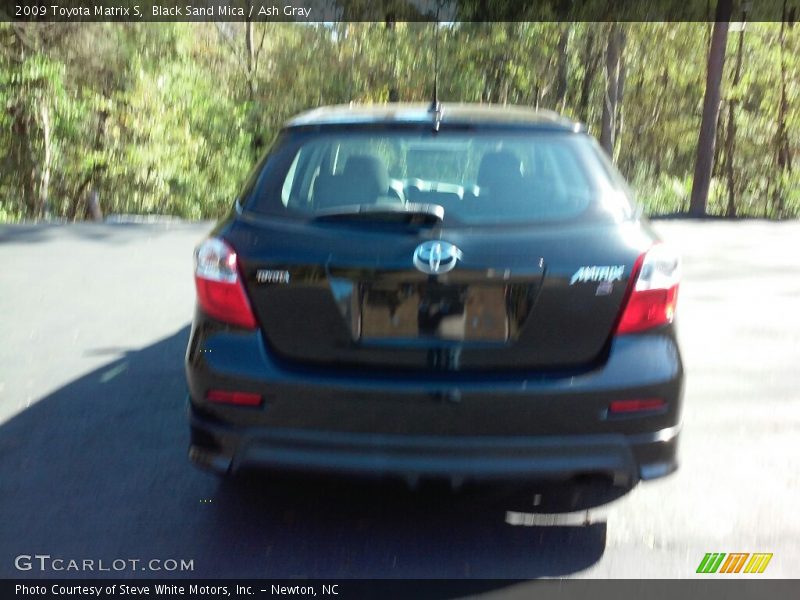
[343, 155, 389, 198]
[477, 151, 523, 190]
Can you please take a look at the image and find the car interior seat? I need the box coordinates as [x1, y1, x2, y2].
[313, 155, 398, 210]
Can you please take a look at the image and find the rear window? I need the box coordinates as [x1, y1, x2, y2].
[242, 128, 633, 226]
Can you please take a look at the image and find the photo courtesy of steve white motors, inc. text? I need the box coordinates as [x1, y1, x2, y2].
[14, 3, 314, 18]
[14, 584, 340, 597]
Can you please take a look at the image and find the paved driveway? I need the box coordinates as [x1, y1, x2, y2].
[0, 220, 797, 580]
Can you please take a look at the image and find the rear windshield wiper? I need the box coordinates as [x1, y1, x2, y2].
[311, 203, 444, 226]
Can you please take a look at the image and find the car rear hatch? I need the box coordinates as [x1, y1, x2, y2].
[226, 216, 644, 372]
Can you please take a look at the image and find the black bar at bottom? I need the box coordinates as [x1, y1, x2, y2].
[2, 580, 798, 600]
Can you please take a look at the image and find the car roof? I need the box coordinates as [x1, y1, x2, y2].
[285, 102, 585, 132]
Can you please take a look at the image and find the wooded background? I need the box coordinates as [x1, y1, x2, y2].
[1, 20, 797, 222]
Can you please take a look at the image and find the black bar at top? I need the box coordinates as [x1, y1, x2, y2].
[1, 0, 799, 23]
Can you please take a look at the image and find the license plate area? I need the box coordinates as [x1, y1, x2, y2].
[360, 281, 510, 342]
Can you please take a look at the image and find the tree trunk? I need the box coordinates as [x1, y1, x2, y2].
[578, 29, 600, 122]
[725, 13, 746, 218]
[244, 13, 261, 161]
[689, 0, 732, 217]
[87, 190, 103, 221]
[12, 111, 37, 218]
[554, 25, 570, 111]
[245, 19, 255, 98]
[772, 0, 792, 218]
[386, 15, 399, 102]
[39, 102, 51, 219]
[723, 103, 736, 217]
[613, 29, 627, 160]
[713, 100, 726, 178]
[600, 24, 621, 156]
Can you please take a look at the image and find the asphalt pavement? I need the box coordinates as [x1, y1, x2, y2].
[0, 219, 798, 583]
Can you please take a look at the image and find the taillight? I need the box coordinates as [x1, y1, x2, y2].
[616, 243, 680, 334]
[194, 237, 257, 329]
[608, 398, 666, 414]
[206, 389, 262, 407]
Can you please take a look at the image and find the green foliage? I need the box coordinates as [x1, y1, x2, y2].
[0, 22, 798, 221]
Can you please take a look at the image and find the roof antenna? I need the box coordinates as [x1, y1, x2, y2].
[428, 5, 442, 129]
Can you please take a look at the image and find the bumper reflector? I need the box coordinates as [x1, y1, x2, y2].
[206, 390, 262, 407]
[609, 398, 665, 414]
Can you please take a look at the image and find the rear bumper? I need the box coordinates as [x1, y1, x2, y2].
[189, 403, 679, 485]
[186, 323, 683, 485]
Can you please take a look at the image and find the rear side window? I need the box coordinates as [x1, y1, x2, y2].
[244, 129, 632, 226]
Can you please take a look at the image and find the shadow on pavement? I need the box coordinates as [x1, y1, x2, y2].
[0, 325, 613, 585]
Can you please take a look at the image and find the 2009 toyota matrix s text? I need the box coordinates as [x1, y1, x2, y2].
[185, 103, 684, 491]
